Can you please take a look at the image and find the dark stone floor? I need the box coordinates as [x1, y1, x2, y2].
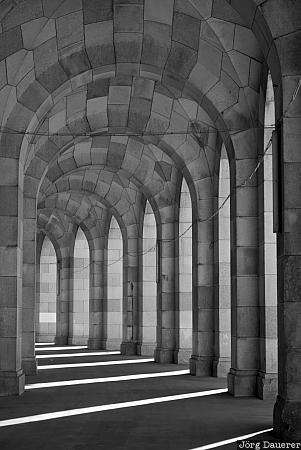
[0, 346, 277, 450]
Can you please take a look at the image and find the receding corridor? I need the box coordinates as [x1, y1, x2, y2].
[0, 344, 275, 450]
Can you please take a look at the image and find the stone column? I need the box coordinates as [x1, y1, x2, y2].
[55, 235, 74, 346]
[228, 133, 260, 396]
[155, 211, 176, 364]
[21, 192, 38, 375]
[257, 80, 278, 399]
[121, 227, 139, 355]
[0, 158, 25, 395]
[137, 201, 157, 357]
[175, 179, 193, 364]
[190, 193, 215, 376]
[274, 88, 301, 438]
[88, 235, 107, 350]
[213, 150, 231, 377]
[35, 234, 43, 341]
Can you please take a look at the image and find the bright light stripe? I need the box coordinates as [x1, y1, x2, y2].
[0, 389, 227, 428]
[26, 370, 190, 390]
[36, 346, 87, 352]
[36, 351, 120, 359]
[38, 358, 154, 370]
[189, 428, 274, 450]
[35, 343, 54, 346]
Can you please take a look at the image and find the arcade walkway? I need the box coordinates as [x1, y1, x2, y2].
[0, 345, 277, 450]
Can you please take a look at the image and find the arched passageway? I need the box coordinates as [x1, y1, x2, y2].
[0, 0, 300, 442]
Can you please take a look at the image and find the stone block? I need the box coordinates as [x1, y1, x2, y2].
[173, 12, 200, 51]
[0, 158, 18, 186]
[208, 18, 235, 52]
[142, 21, 171, 69]
[56, 11, 83, 50]
[67, 89, 87, 119]
[17, 71, 49, 112]
[108, 104, 129, 128]
[168, 42, 198, 80]
[212, 0, 245, 26]
[6, 49, 33, 86]
[87, 96, 108, 130]
[128, 97, 152, 131]
[132, 77, 154, 100]
[236, 306, 259, 338]
[114, 4, 143, 32]
[206, 70, 239, 113]
[0, 186, 19, 216]
[152, 92, 173, 118]
[22, 17, 56, 50]
[0, 26, 22, 62]
[234, 25, 263, 62]
[114, 32, 142, 63]
[108, 85, 131, 105]
[0, 369, 25, 396]
[34, 38, 68, 92]
[42, 0, 82, 18]
[144, 0, 174, 25]
[0, 217, 18, 247]
[85, 21, 115, 67]
[83, 0, 113, 24]
[88, 78, 110, 99]
[188, 0, 212, 19]
[4, 1, 43, 31]
[59, 43, 91, 78]
[236, 247, 258, 276]
[228, 368, 257, 397]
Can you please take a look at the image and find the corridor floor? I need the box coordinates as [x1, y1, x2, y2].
[0, 345, 276, 450]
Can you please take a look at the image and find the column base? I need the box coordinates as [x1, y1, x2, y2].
[0, 370, 25, 396]
[68, 337, 88, 346]
[120, 341, 137, 355]
[190, 355, 213, 376]
[22, 357, 37, 376]
[274, 396, 301, 440]
[55, 336, 68, 346]
[87, 338, 106, 350]
[137, 343, 156, 357]
[36, 336, 54, 344]
[228, 368, 257, 397]
[256, 371, 278, 400]
[212, 357, 231, 378]
[174, 348, 191, 364]
[154, 348, 174, 363]
[105, 339, 122, 351]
